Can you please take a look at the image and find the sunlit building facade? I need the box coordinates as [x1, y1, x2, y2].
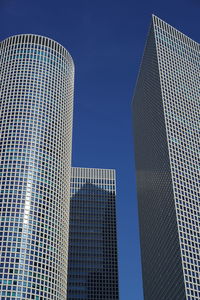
[0, 34, 74, 299]
[133, 16, 199, 299]
[67, 167, 119, 300]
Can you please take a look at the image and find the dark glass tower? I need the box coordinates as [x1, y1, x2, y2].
[67, 167, 119, 300]
[133, 16, 199, 300]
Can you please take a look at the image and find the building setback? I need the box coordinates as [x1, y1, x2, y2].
[67, 167, 119, 300]
[0, 35, 74, 299]
[133, 16, 199, 300]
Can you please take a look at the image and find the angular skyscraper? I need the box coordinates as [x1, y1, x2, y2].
[133, 16, 199, 299]
[67, 167, 119, 300]
[0, 35, 74, 299]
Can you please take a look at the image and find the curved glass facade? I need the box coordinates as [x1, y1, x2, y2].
[0, 34, 74, 299]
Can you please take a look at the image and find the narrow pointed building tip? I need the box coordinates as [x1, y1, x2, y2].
[151, 15, 199, 49]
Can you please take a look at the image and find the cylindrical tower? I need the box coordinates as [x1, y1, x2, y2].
[0, 35, 74, 299]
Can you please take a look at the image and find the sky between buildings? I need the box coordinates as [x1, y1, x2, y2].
[0, 0, 199, 299]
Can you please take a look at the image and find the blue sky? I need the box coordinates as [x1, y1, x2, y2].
[0, 1, 199, 299]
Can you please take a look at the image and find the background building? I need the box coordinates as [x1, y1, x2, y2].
[67, 167, 119, 300]
[0, 34, 74, 299]
[133, 16, 199, 299]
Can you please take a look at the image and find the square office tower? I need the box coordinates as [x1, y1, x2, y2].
[132, 16, 199, 300]
[67, 167, 119, 300]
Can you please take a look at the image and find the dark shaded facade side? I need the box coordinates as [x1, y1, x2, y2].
[132, 23, 186, 300]
[67, 182, 119, 300]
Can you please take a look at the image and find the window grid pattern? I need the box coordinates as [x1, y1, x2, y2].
[133, 21, 186, 299]
[0, 34, 74, 300]
[153, 16, 199, 300]
[67, 167, 119, 300]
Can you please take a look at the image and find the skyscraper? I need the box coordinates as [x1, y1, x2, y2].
[133, 16, 199, 299]
[0, 34, 74, 299]
[67, 167, 119, 300]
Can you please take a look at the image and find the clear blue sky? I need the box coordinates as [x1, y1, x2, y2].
[0, 1, 199, 299]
